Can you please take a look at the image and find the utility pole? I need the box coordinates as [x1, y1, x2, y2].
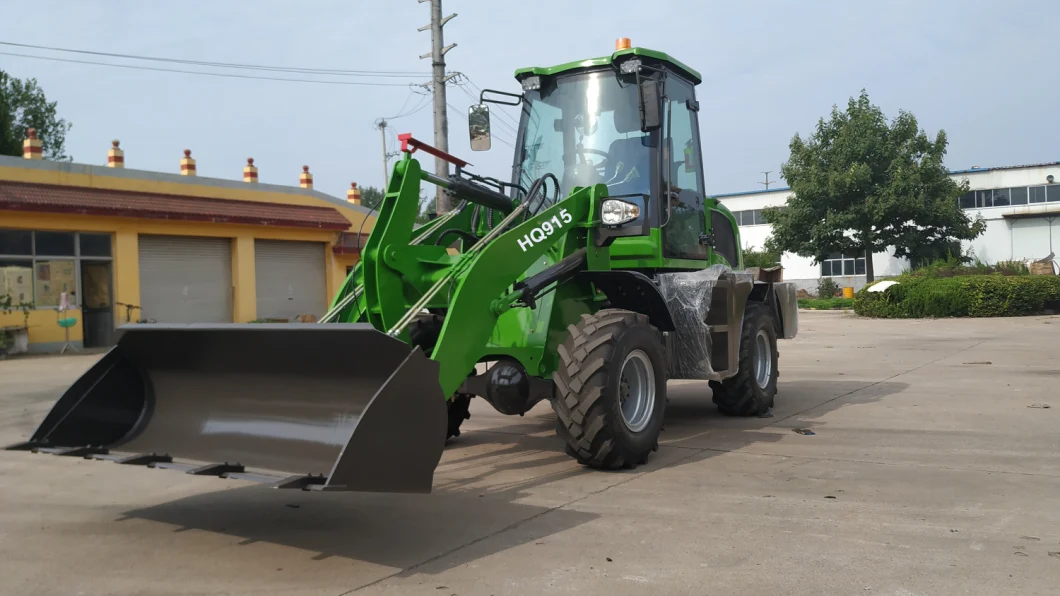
[376, 118, 390, 188]
[418, 0, 457, 214]
[760, 171, 775, 190]
[374, 117, 401, 189]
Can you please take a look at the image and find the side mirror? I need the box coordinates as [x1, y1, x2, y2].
[639, 79, 662, 131]
[468, 104, 492, 151]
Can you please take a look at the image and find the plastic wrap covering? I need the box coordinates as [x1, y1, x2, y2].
[657, 265, 753, 380]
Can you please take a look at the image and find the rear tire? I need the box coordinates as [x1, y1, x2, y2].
[552, 309, 667, 470]
[711, 302, 779, 416]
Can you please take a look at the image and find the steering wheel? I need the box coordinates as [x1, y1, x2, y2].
[574, 147, 610, 177]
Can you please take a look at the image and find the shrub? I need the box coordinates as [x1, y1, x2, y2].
[817, 277, 840, 298]
[910, 256, 1029, 279]
[855, 274, 1060, 318]
[798, 297, 854, 310]
[743, 248, 781, 269]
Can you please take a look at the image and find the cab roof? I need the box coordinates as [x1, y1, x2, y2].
[514, 46, 702, 86]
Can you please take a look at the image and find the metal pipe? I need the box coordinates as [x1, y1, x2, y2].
[386, 202, 529, 337]
[318, 209, 462, 324]
[421, 170, 452, 190]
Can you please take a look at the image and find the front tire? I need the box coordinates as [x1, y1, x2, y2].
[710, 302, 779, 416]
[552, 309, 667, 470]
[446, 393, 472, 441]
[410, 314, 471, 441]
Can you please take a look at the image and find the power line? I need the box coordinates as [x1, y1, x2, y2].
[385, 92, 432, 120]
[389, 91, 416, 119]
[0, 40, 429, 77]
[0, 51, 416, 86]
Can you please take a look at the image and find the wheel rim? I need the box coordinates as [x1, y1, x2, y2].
[754, 329, 772, 389]
[619, 349, 656, 433]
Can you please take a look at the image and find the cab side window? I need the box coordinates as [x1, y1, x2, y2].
[662, 79, 707, 260]
[710, 209, 739, 267]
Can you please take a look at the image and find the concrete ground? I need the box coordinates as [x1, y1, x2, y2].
[1, 311, 1058, 596]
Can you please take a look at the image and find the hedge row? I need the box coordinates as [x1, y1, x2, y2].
[853, 275, 1060, 318]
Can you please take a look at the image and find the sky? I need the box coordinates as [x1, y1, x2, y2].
[3, 0, 1058, 201]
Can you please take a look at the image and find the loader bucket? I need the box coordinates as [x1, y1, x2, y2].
[7, 323, 448, 493]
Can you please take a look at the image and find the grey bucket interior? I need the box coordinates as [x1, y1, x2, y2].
[20, 323, 448, 493]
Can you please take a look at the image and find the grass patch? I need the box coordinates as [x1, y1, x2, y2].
[798, 297, 855, 310]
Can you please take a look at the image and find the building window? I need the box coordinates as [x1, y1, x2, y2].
[0, 229, 113, 309]
[961, 184, 1060, 209]
[35, 231, 76, 256]
[975, 190, 993, 208]
[1010, 187, 1028, 205]
[820, 252, 866, 277]
[80, 233, 113, 257]
[0, 259, 33, 305]
[729, 207, 783, 226]
[0, 230, 32, 256]
[991, 188, 1010, 207]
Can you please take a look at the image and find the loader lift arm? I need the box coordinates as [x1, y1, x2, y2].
[348, 147, 603, 398]
[426, 183, 598, 397]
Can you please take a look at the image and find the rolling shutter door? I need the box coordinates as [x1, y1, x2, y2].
[1011, 218, 1054, 261]
[138, 235, 233, 323]
[254, 239, 327, 321]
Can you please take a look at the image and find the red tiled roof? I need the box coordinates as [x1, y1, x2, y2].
[0, 181, 351, 230]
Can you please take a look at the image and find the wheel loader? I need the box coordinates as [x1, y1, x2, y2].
[6, 40, 798, 494]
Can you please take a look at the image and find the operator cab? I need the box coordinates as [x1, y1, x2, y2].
[468, 39, 740, 268]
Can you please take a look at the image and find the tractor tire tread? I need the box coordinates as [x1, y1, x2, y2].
[711, 302, 779, 417]
[552, 308, 666, 471]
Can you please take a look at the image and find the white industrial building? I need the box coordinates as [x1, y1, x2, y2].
[715, 161, 1060, 292]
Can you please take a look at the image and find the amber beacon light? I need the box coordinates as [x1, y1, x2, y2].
[615, 37, 632, 50]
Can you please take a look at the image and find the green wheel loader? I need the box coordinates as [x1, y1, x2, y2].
[6, 41, 798, 494]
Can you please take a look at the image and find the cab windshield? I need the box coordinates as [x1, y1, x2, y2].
[514, 71, 655, 205]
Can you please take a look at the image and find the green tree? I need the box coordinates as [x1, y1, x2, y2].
[763, 90, 984, 282]
[0, 69, 72, 161]
[360, 185, 385, 210]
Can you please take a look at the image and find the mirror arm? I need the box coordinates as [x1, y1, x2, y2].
[479, 88, 523, 106]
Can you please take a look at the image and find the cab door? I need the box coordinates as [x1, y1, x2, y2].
[661, 78, 708, 260]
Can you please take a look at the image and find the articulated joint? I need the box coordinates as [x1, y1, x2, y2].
[489, 296, 514, 317]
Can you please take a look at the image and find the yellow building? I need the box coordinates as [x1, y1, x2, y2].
[0, 136, 374, 354]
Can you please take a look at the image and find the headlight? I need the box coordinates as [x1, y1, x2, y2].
[619, 58, 642, 74]
[601, 199, 640, 225]
[521, 76, 541, 91]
